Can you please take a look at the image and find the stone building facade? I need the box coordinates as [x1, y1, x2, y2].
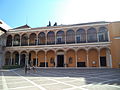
[3, 21, 120, 68]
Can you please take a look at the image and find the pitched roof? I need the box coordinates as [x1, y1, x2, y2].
[14, 24, 31, 29]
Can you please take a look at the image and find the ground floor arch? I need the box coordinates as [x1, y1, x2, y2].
[100, 48, 112, 67]
[12, 51, 19, 65]
[88, 48, 99, 67]
[66, 49, 76, 67]
[77, 49, 87, 67]
[56, 50, 65, 67]
[20, 51, 27, 67]
[5, 51, 11, 65]
[29, 51, 37, 66]
[46, 50, 55, 67]
[37, 50, 45, 67]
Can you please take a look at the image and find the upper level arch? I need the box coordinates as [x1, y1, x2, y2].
[38, 32, 46, 45]
[21, 33, 28, 46]
[13, 34, 20, 46]
[76, 28, 86, 43]
[98, 27, 108, 42]
[6, 35, 12, 46]
[29, 33, 37, 45]
[87, 27, 97, 42]
[66, 29, 75, 44]
[47, 31, 55, 45]
[56, 30, 65, 44]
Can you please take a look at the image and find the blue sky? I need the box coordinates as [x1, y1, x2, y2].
[0, 0, 120, 28]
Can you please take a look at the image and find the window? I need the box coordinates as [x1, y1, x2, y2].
[87, 28, 97, 42]
[38, 32, 46, 45]
[47, 31, 55, 44]
[21, 34, 28, 46]
[76, 29, 86, 43]
[13, 34, 20, 46]
[66, 30, 75, 44]
[29, 33, 36, 45]
[6, 35, 12, 46]
[56, 31, 65, 44]
[98, 27, 108, 42]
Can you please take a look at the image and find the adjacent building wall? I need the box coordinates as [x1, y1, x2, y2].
[109, 22, 120, 68]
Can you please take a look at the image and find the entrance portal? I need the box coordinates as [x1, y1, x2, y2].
[57, 55, 64, 67]
[100, 56, 107, 67]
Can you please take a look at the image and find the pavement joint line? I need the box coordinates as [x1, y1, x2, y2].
[29, 71, 88, 90]
[2, 72, 9, 90]
[9, 85, 35, 90]
[12, 70, 47, 90]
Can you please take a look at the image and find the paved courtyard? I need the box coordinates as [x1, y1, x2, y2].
[0, 68, 120, 90]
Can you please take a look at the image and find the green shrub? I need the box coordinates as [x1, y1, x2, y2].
[2, 65, 22, 69]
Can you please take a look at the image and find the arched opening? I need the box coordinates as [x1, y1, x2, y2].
[87, 28, 97, 42]
[66, 49, 76, 67]
[21, 34, 28, 46]
[47, 31, 55, 45]
[88, 48, 99, 67]
[56, 31, 65, 44]
[13, 34, 20, 46]
[5, 51, 11, 65]
[76, 29, 86, 43]
[37, 50, 45, 67]
[66, 30, 75, 44]
[38, 32, 46, 45]
[12, 51, 19, 65]
[100, 48, 107, 67]
[6, 35, 12, 46]
[20, 51, 27, 67]
[77, 49, 87, 67]
[56, 50, 64, 67]
[46, 50, 55, 67]
[98, 27, 108, 42]
[29, 33, 37, 45]
[29, 51, 37, 66]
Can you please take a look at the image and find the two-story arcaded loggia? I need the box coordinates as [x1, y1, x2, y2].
[4, 21, 120, 68]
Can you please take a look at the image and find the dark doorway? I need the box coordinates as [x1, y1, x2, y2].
[15, 53, 19, 65]
[20, 54, 26, 67]
[57, 55, 64, 67]
[100, 56, 107, 67]
[77, 62, 86, 67]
